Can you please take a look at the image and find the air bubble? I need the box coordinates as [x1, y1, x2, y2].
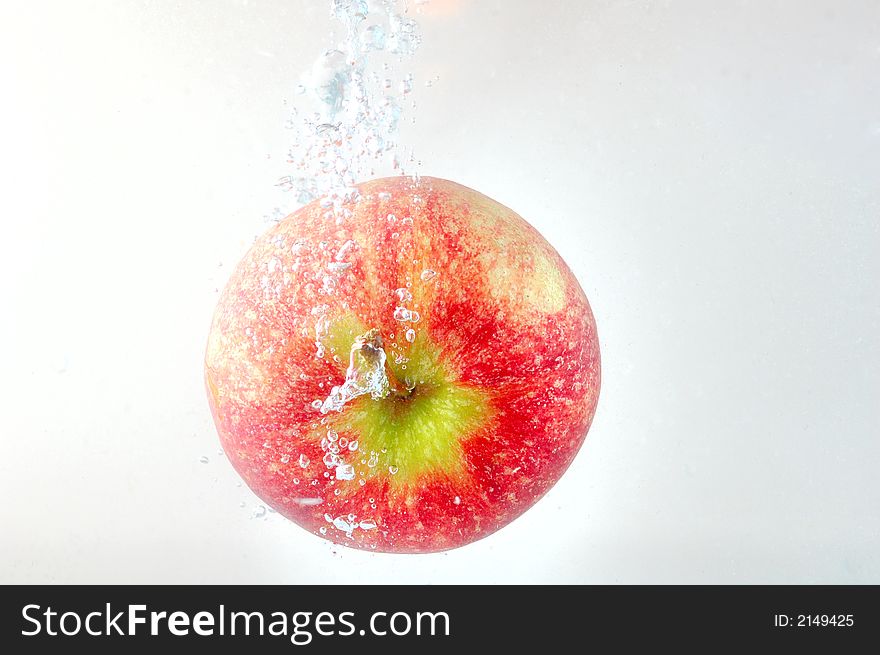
[405, 329, 416, 342]
[199, 456, 209, 464]
[335, 240, 355, 261]
[361, 24, 386, 51]
[420, 269, 438, 282]
[389, 465, 399, 475]
[335, 464, 356, 480]
[387, 15, 420, 55]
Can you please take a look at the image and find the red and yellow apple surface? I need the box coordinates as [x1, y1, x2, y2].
[205, 176, 600, 553]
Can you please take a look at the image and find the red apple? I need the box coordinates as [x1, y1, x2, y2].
[205, 176, 600, 552]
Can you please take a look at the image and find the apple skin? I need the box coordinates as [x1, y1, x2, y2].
[205, 176, 600, 553]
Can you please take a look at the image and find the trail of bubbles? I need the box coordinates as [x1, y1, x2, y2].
[262, 4, 437, 503]
[276, 0, 423, 222]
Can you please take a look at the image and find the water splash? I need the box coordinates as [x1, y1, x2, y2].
[320, 328, 392, 413]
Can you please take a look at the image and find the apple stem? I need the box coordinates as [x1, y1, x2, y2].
[384, 359, 413, 398]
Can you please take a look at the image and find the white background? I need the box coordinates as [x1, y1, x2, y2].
[1, 0, 878, 584]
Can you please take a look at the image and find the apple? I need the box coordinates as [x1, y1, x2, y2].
[205, 176, 600, 552]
